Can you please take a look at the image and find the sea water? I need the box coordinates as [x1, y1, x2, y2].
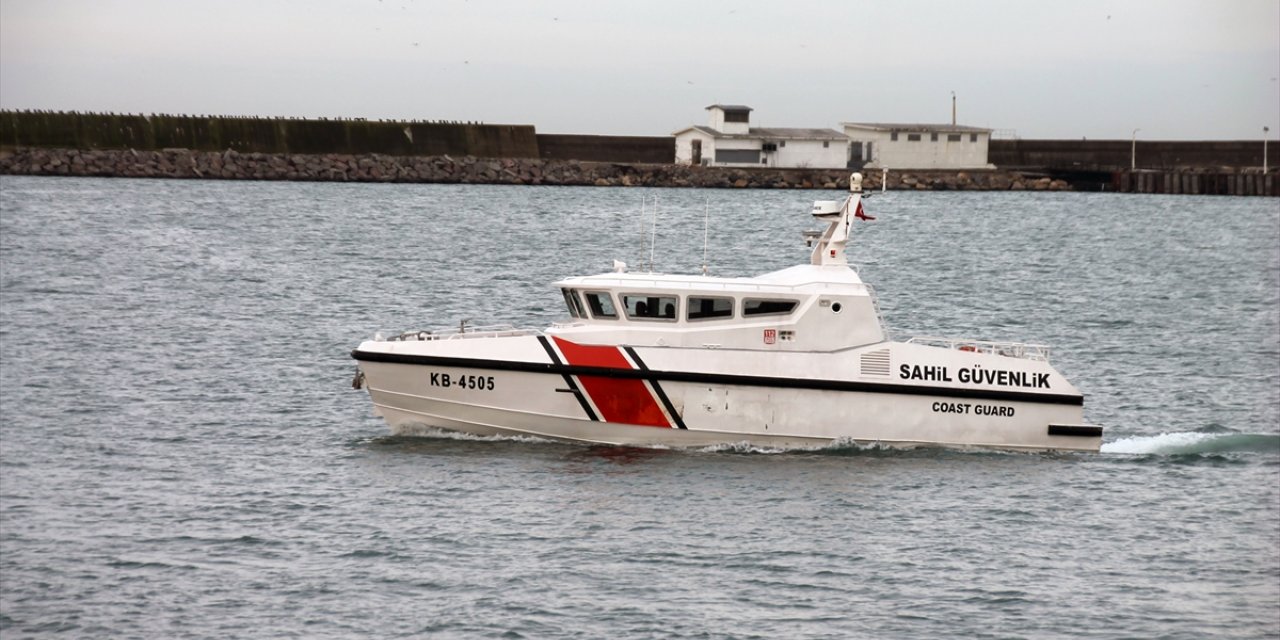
[1, 176, 1277, 638]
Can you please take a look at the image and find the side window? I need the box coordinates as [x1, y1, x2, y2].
[687, 296, 733, 320]
[584, 291, 617, 319]
[562, 289, 586, 318]
[622, 294, 678, 321]
[743, 299, 798, 316]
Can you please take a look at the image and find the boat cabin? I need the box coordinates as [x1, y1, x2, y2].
[550, 265, 887, 352]
[548, 173, 885, 352]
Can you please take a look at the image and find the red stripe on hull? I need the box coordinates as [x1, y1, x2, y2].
[551, 337, 671, 428]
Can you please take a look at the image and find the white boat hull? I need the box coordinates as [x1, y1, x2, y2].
[354, 336, 1101, 453]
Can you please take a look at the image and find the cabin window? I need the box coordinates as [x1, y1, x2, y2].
[948, 133, 962, 142]
[743, 298, 798, 316]
[561, 288, 586, 318]
[687, 296, 734, 321]
[584, 291, 617, 319]
[907, 133, 921, 142]
[622, 294, 677, 321]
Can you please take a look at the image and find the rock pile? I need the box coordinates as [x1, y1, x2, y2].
[0, 147, 1072, 191]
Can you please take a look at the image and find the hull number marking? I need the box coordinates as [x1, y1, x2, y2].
[430, 372, 495, 390]
[932, 401, 1015, 417]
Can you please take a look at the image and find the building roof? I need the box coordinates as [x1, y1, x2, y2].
[752, 127, 847, 141]
[705, 104, 753, 112]
[675, 125, 847, 141]
[841, 122, 992, 133]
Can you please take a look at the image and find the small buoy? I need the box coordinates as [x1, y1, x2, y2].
[959, 345, 977, 352]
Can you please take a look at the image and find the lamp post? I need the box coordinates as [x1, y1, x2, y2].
[1265, 126, 1270, 173]
[1131, 128, 1140, 171]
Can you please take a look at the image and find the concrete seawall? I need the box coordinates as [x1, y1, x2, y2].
[0, 147, 1071, 191]
[1112, 170, 1275, 196]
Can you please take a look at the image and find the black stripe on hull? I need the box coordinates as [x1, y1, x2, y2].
[1047, 424, 1103, 438]
[535, 336, 599, 421]
[623, 346, 688, 430]
[352, 349, 1085, 407]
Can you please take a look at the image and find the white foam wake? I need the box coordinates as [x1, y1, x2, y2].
[1101, 431, 1280, 455]
[1101, 432, 1214, 455]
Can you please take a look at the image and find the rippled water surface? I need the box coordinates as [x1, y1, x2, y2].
[2, 176, 1278, 638]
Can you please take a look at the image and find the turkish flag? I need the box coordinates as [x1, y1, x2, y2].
[855, 200, 876, 221]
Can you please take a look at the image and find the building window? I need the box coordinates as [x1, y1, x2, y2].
[907, 133, 921, 142]
[724, 111, 750, 123]
[823, 141, 830, 148]
[947, 134, 962, 142]
[780, 140, 786, 147]
[930, 133, 938, 142]
[970, 133, 978, 142]
[890, 132, 899, 141]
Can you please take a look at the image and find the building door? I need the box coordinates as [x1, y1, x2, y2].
[848, 142, 863, 168]
[691, 140, 702, 165]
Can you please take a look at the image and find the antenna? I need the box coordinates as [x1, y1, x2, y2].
[701, 199, 710, 276]
[649, 196, 658, 273]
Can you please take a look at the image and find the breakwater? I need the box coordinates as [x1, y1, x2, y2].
[0, 111, 537, 158]
[0, 147, 1068, 191]
[991, 139, 1277, 170]
[1112, 170, 1276, 196]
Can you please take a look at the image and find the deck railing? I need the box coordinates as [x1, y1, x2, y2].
[904, 336, 1051, 361]
[388, 324, 539, 342]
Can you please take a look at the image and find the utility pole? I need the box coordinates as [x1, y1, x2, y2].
[951, 91, 956, 126]
[1265, 126, 1271, 173]
[1131, 128, 1140, 171]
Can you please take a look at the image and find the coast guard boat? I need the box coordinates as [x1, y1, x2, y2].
[351, 174, 1101, 452]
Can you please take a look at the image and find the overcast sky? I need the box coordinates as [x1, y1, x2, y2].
[1, 0, 1277, 140]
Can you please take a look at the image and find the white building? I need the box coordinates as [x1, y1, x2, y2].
[841, 123, 994, 170]
[674, 105, 848, 169]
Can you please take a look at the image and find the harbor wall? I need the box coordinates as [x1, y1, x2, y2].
[537, 134, 673, 163]
[0, 147, 1070, 191]
[0, 110, 539, 158]
[1111, 170, 1276, 196]
[990, 139, 1276, 170]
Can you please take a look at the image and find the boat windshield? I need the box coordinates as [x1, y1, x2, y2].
[561, 288, 587, 318]
[584, 291, 617, 319]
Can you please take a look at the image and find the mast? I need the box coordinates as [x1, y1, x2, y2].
[809, 173, 864, 266]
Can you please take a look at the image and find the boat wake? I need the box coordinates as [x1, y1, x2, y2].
[692, 438, 912, 456]
[1101, 431, 1280, 456]
[387, 423, 556, 445]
